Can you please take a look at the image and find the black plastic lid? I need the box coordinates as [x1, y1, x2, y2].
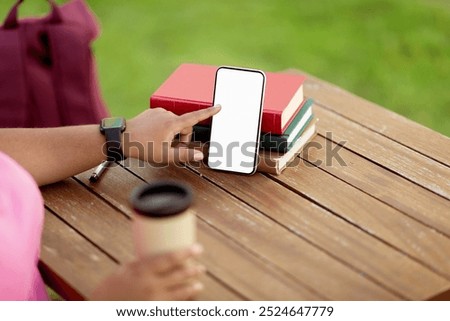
[130, 180, 193, 217]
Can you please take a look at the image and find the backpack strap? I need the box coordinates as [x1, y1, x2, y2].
[2, 0, 62, 29]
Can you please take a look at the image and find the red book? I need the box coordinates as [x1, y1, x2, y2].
[150, 64, 306, 134]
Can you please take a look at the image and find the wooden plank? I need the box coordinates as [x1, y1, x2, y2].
[313, 105, 450, 200]
[429, 287, 450, 301]
[197, 274, 240, 301]
[41, 179, 135, 261]
[188, 163, 449, 300]
[303, 134, 450, 237]
[266, 151, 450, 280]
[43, 176, 319, 300]
[39, 260, 84, 301]
[42, 206, 237, 301]
[40, 209, 118, 300]
[42, 179, 242, 301]
[76, 167, 323, 300]
[198, 219, 322, 300]
[99, 160, 400, 300]
[288, 69, 450, 167]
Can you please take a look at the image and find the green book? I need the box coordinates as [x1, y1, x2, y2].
[192, 98, 314, 153]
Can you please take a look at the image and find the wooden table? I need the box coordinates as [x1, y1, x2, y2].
[39, 71, 450, 301]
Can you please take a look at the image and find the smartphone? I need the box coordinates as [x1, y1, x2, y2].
[208, 66, 266, 174]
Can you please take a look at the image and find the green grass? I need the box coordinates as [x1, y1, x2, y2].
[1, 0, 449, 136]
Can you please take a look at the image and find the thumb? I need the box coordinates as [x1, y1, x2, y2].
[168, 147, 204, 163]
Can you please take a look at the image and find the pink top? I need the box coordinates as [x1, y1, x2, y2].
[0, 151, 48, 300]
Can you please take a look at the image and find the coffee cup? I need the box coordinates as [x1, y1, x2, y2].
[130, 180, 195, 257]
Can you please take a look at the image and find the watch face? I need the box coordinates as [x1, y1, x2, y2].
[102, 117, 125, 129]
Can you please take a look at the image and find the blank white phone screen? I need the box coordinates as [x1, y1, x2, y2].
[208, 67, 265, 174]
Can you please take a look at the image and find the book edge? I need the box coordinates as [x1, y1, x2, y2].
[257, 120, 317, 174]
[280, 86, 304, 129]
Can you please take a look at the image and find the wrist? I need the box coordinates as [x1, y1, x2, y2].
[122, 119, 138, 159]
[122, 128, 132, 159]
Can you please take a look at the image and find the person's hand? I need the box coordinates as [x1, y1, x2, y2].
[123, 105, 221, 164]
[91, 244, 205, 301]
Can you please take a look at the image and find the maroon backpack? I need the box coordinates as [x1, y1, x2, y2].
[0, 0, 109, 128]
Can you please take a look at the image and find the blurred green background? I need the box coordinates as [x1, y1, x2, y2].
[1, 0, 449, 136]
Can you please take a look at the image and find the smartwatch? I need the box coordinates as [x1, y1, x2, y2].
[100, 117, 126, 161]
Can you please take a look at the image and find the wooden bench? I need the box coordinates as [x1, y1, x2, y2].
[39, 70, 450, 300]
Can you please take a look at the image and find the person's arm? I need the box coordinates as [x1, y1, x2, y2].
[0, 106, 220, 186]
[0, 125, 105, 186]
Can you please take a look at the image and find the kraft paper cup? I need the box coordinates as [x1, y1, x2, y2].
[130, 180, 195, 257]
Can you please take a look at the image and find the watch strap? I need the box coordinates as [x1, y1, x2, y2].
[104, 127, 124, 161]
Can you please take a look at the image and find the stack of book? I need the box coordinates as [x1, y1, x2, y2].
[150, 63, 317, 175]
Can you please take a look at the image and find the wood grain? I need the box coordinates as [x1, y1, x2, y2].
[113, 159, 399, 300]
[76, 166, 324, 300]
[302, 134, 450, 237]
[313, 106, 450, 200]
[41, 179, 135, 261]
[266, 150, 450, 280]
[289, 69, 450, 167]
[42, 205, 238, 300]
[198, 219, 322, 300]
[40, 209, 118, 300]
[189, 161, 450, 300]
[41, 179, 242, 301]
[198, 274, 241, 301]
[429, 287, 450, 301]
[39, 70, 450, 301]
[44, 174, 321, 300]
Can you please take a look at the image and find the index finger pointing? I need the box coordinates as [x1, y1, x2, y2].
[177, 105, 221, 128]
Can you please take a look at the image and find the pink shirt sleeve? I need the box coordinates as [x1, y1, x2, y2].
[0, 151, 48, 300]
